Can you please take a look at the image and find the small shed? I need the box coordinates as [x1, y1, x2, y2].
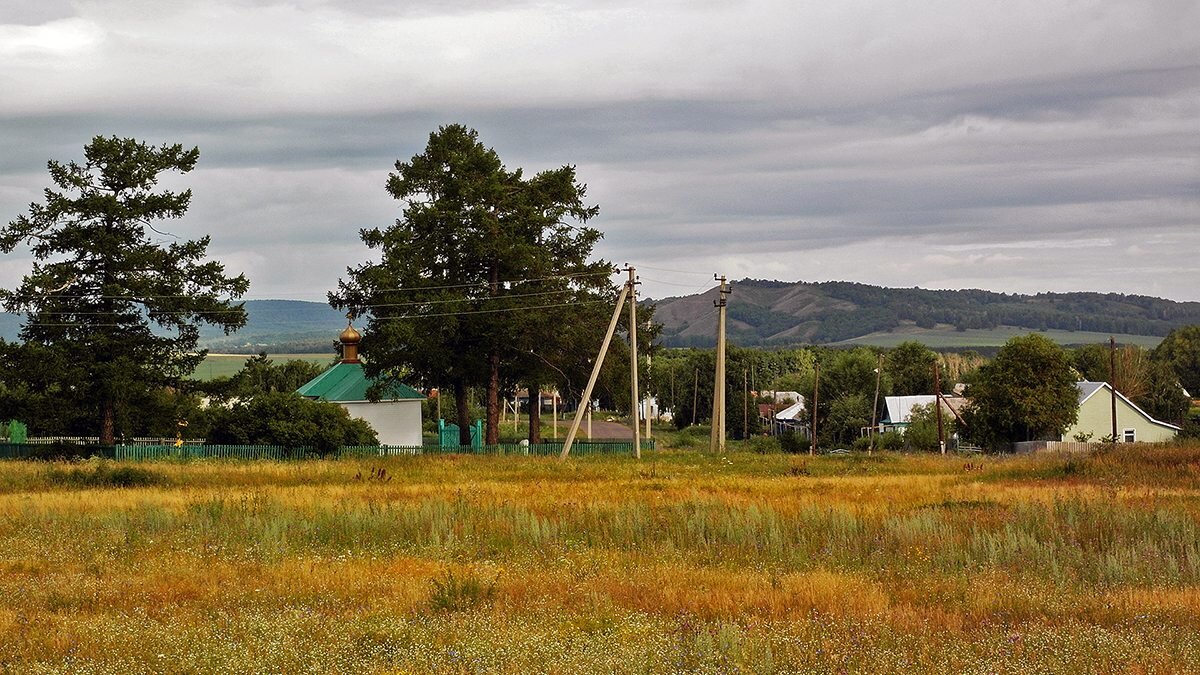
[296, 323, 425, 447]
[1062, 381, 1180, 444]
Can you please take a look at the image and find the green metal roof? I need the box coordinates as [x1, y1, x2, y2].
[296, 362, 424, 402]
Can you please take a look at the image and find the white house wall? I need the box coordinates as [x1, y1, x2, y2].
[340, 400, 423, 447]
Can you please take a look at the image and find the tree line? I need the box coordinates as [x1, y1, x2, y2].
[0, 129, 650, 447]
[648, 332, 1199, 451]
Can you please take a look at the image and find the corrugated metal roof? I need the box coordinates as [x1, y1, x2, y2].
[775, 401, 806, 420]
[296, 362, 424, 402]
[882, 395, 939, 424]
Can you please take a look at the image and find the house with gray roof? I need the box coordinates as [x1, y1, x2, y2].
[1062, 381, 1180, 444]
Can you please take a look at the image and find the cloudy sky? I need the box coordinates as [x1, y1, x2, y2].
[1, 0, 1197, 303]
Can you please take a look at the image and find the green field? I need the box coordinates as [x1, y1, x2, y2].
[834, 325, 1164, 349]
[2, 444, 1199, 672]
[189, 353, 334, 380]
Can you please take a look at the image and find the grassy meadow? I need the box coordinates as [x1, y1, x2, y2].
[833, 326, 1164, 349]
[189, 353, 334, 381]
[2, 444, 1200, 672]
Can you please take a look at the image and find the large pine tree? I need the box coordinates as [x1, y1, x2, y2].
[331, 124, 614, 445]
[0, 136, 249, 443]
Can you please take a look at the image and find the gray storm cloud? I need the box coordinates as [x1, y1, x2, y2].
[1, 0, 1197, 301]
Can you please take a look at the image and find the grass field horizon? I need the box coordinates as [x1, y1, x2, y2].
[2, 442, 1199, 672]
[832, 324, 1164, 349]
[189, 352, 335, 381]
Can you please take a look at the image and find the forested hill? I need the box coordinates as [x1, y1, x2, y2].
[653, 279, 1200, 347]
[0, 300, 347, 353]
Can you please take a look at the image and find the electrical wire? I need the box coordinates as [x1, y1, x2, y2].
[24, 287, 593, 316]
[23, 270, 617, 301]
[13, 296, 622, 328]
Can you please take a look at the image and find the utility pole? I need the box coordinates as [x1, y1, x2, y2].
[743, 367, 749, 440]
[628, 265, 641, 459]
[645, 355, 652, 440]
[552, 393, 558, 440]
[870, 353, 882, 455]
[934, 360, 945, 454]
[710, 275, 730, 452]
[1110, 336, 1118, 444]
[560, 278, 630, 459]
[810, 362, 819, 456]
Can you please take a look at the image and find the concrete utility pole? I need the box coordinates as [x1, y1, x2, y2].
[870, 353, 883, 455]
[1110, 336, 1118, 444]
[552, 393, 558, 440]
[935, 360, 945, 454]
[560, 279, 630, 459]
[692, 368, 699, 426]
[645, 355, 653, 440]
[743, 367, 749, 440]
[628, 265, 641, 460]
[710, 275, 730, 452]
[810, 362, 819, 456]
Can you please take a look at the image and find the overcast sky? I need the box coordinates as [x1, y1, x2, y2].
[2, 0, 1197, 303]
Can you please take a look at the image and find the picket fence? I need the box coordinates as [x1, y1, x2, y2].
[0, 439, 654, 462]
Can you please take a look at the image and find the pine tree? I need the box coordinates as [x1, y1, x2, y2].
[0, 136, 249, 444]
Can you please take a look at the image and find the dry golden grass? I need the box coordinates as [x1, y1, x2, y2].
[1, 444, 1199, 672]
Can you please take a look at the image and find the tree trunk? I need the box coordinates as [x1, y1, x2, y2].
[455, 380, 471, 447]
[100, 398, 115, 446]
[528, 383, 542, 444]
[486, 351, 500, 445]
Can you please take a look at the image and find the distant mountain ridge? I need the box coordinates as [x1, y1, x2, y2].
[3, 284, 1197, 352]
[654, 279, 1200, 347]
[0, 300, 347, 353]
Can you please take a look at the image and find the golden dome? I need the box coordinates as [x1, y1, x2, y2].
[339, 322, 361, 345]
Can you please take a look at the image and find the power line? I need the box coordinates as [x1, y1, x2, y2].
[14, 296, 619, 328]
[23, 287, 589, 316]
[18, 270, 617, 301]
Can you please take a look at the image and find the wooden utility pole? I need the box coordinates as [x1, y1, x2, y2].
[628, 266, 641, 459]
[560, 280, 630, 459]
[743, 367, 749, 440]
[870, 353, 882, 455]
[710, 275, 730, 452]
[934, 360, 945, 454]
[1110, 336, 1118, 444]
[810, 362, 819, 456]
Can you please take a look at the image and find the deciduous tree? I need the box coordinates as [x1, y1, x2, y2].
[962, 334, 1078, 447]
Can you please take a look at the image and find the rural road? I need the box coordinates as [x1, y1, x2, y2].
[549, 419, 634, 439]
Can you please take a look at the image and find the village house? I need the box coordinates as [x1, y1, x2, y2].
[1062, 381, 1181, 443]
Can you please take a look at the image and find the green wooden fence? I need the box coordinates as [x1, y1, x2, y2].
[0, 439, 654, 462]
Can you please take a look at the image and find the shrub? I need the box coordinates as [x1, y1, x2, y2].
[878, 431, 905, 451]
[44, 462, 166, 489]
[778, 430, 808, 454]
[206, 392, 377, 454]
[745, 435, 780, 454]
[428, 570, 495, 612]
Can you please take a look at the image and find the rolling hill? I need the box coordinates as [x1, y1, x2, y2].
[653, 279, 1200, 348]
[3, 282, 1197, 351]
[0, 300, 348, 353]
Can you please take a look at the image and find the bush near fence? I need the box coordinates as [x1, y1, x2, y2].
[0, 439, 655, 462]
